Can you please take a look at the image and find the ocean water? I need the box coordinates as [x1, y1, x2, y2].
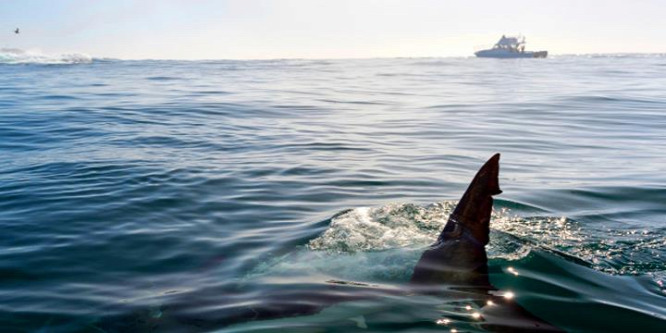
[1, 52, 665, 332]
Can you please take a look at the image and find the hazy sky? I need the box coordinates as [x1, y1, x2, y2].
[1, 0, 664, 59]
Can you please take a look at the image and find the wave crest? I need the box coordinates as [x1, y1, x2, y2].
[0, 48, 92, 64]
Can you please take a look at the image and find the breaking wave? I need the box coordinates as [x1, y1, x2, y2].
[0, 48, 92, 64]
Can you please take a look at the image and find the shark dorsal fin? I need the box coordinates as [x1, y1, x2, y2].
[410, 154, 502, 286]
[440, 153, 501, 245]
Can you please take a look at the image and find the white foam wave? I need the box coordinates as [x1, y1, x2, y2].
[246, 202, 536, 282]
[0, 48, 92, 64]
[307, 201, 584, 260]
[307, 201, 666, 277]
[306, 201, 581, 263]
[245, 202, 664, 286]
[308, 202, 454, 253]
[307, 201, 593, 262]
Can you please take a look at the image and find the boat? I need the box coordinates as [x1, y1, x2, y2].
[475, 35, 547, 58]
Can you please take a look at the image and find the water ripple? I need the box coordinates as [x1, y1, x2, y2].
[1, 56, 665, 332]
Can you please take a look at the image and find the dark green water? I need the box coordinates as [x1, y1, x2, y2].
[0, 56, 665, 332]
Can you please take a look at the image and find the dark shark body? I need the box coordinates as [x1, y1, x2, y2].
[97, 154, 561, 332]
[410, 153, 561, 332]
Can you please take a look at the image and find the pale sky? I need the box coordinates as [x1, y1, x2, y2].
[1, 0, 664, 59]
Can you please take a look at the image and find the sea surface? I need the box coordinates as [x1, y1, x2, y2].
[1, 51, 665, 332]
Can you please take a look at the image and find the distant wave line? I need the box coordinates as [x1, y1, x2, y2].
[0, 48, 92, 65]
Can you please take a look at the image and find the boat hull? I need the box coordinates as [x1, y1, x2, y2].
[475, 49, 547, 58]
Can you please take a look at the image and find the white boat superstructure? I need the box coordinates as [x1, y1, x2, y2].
[475, 35, 547, 58]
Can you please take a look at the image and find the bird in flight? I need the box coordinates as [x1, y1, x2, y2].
[14, 28, 19, 34]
